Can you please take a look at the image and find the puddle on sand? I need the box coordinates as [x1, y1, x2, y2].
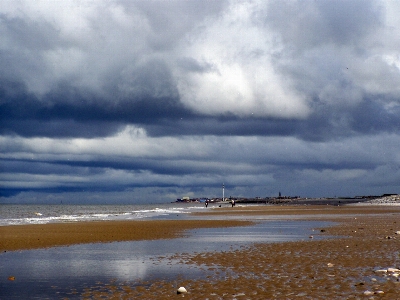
[0, 220, 332, 299]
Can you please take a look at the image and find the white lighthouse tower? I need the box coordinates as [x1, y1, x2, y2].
[222, 183, 225, 201]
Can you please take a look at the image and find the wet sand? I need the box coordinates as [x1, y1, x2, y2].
[0, 219, 252, 252]
[3, 205, 400, 299]
[195, 204, 400, 216]
[79, 205, 400, 299]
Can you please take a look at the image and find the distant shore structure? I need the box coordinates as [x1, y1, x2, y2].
[174, 194, 400, 205]
[223, 183, 225, 201]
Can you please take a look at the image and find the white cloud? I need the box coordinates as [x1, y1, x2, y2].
[0, 125, 211, 160]
[175, 1, 310, 118]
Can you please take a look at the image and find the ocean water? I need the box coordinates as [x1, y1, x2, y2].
[0, 203, 332, 299]
[0, 203, 208, 226]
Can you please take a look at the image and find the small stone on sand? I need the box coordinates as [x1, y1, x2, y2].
[177, 287, 187, 294]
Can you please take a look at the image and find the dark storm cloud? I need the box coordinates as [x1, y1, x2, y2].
[1, 0, 400, 203]
[3, 74, 400, 140]
[0, 0, 397, 141]
[0, 73, 192, 137]
[349, 98, 400, 134]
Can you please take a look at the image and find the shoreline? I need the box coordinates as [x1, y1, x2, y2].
[2, 205, 400, 252]
[2, 205, 400, 298]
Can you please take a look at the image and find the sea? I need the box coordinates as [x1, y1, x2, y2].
[1, 203, 332, 299]
[0, 202, 208, 226]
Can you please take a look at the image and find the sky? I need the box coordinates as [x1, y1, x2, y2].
[1, 0, 400, 204]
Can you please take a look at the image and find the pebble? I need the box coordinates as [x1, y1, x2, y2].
[177, 287, 187, 294]
[363, 290, 373, 296]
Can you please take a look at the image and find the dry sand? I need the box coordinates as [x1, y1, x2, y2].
[3, 205, 400, 299]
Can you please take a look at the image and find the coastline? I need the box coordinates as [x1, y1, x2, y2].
[2, 204, 400, 298]
[2, 204, 400, 252]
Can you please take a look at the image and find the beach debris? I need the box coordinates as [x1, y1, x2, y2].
[8, 276, 15, 281]
[177, 287, 187, 294]
[373, 267, 400, 282]
[327, 263, 334, 268]
[363, 290, 384, 296]
[375, 269, 388, 274]
[387, 267, 400, 273]
[363, 290, 373, 296]
[232, 292, 246, 297]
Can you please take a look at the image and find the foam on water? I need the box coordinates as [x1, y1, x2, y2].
[0, 203, 205, 226]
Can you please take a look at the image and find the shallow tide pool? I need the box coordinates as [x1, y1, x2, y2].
[1, 220, 332, 299]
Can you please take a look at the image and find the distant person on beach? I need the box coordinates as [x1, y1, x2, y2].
[231, 200, 235, 207]
[205, 200, 209, 208]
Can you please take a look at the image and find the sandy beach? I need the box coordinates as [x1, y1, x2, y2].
[3, 205, 400, 299]
[0, 219, 251, 252]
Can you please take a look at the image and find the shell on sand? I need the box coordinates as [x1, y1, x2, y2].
[177, 287, 187, 294]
